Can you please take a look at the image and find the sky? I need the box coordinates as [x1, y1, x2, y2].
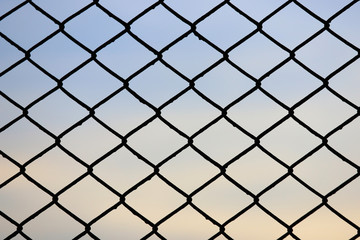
[0, 0, 360, 239]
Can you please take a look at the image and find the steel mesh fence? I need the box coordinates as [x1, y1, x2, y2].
[1, 0, 360, 239]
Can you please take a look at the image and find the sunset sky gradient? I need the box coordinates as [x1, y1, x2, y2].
[1, 0, 360, 239]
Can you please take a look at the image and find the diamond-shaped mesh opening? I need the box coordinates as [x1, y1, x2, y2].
[193, 118, 253, 165]
[1, 1, 360, 239]
[226, 206, 286, 239]
[294, 207, 357, 240]
[29, 90, 88, 135]
[296, 31, 357, 77]
[23, 205, 83, 240]
[129, 62, 188, 107]
[93, 147, 153, 193]
[228, 90, 287, 135]
[0, 176, 50, 222]
[162, 90, 219, 135]
[263, 2, 322, 49]
[91, 205, 151, 239]
[65, 6, 124, 50]
[195, 62, 254, 107]
[0, 61, 55, 106]
[63, 61, 121, 107]
[59, 176, 118, 222]
[26, 147, 85, 192]
[0, 4, 56, 49]
[96, 90, 154, 135]
[294, 148, 357, 195]
[60, 118, 120, 165]
[0, 118, 52, 164]
[229, 32, 289, 78]
[159, 205, 218, 239]
[227, 147, 286, 194]
[192, 176, 252, 223]
[125, 176, 185, 222]
[261, 177, 321, 224]
[31, 33, 89, 78]
[262, 60, 322, 106]
[261, 118, 321, 165]
[196, 4, 256, 50]
[160, 148, 218, 193]
[131, 5, 189, 50]
[127, 118, 187, 165]
[295, 89, 356, 135]
[163, 33, 221, 78]
[97, 33, 155, 79]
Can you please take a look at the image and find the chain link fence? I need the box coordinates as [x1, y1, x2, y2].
[1, 0, 360, 239]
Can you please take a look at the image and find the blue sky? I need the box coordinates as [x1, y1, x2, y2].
[1, 0, 360, 239]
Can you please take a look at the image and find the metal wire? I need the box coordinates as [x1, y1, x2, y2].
[1, 0, 360, 239]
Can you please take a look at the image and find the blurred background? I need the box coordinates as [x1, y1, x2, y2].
[1, 0, 360, 239]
